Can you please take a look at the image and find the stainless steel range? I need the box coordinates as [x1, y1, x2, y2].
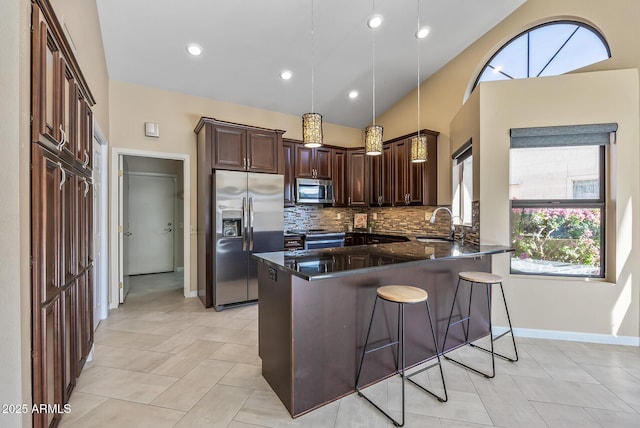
[287, 229, 346, 250]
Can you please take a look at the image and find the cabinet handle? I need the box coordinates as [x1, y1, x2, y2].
[82, 150, 89, 168]
[58, 162, 66, 190]
[348, 196, 351, 206]
[83, 178, 90, 197]
[247, 157, 251, 169]
[57, 125, 66, 151]
[378, 195, 383, 206]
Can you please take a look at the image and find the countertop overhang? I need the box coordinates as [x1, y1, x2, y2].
[253, 241, 514, 281]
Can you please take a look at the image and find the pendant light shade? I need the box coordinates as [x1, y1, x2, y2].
[364, 0, 382, 156]
[302, 0, 323, 148]
[302, 112, 323, 148]
[365, 125, 383, 155]
[411, 0, 427, 163]
[410, 134, 427, 163]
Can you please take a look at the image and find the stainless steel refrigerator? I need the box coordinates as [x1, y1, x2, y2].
[212, 170, 283, 310]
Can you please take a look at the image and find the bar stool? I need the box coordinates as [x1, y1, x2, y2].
[442, 271, 518, 379]
[355, 285, 447, 427]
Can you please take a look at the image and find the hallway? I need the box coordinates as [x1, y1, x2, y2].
[59, 273, 640, 427]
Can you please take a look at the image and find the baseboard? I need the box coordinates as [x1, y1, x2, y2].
[493, 326, 639, 347]
[175, 267, 184, 272]
[184, 290, 198, 298]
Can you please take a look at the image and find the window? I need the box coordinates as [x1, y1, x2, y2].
[509, 124, 616, 278]
[473, 21, 610, 92]
[452, 140, 472, 226]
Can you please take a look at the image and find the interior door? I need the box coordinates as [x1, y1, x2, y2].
[118, 155, 130, 303]
[127, 173, 175, 275]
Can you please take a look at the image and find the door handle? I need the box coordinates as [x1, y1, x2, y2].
[242, 196, 247, 251]
[124, 232, 132, 237]
[164, 228, 173, 233]
[249, 197, 254, 251]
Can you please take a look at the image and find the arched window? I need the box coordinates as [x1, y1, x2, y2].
[472, 21, 610, 92]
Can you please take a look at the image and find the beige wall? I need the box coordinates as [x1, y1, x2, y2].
[108, 81, 362, 295]
[377, 0, 640, 206]
[2, 0, 35, 426]
[49, 0, 110, 138]
[472, 69, 639, 339]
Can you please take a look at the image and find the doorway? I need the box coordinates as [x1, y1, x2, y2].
[110, 149, 191, 308]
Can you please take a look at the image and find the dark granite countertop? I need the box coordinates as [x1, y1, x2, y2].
[254, 241, 514, 281]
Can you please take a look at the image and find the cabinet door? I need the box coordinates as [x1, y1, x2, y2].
[213, 126, 246, 171]
[332, 149, 347, 206]
[247, 129, 278, 173]
[32, 146, 62, 304]
[59, 58, 76, 163]
[33, 297, 63, 428]
[61, 285, 75, 402]
[76, 176, 89, 272]
[283, 141, 295, 207]
[315, 147, 332, 179]
[369, 145, 392, 206]
[347, 150, 368, 206]
[295, 145, 314, 178]
[393, 139, 410, 205]
[408, 159, 424, 205]
[75, 273, 92, 372]
[61, 166, 76, 285]
[32, 5, 61, 148]
[422, 133, 438, 205]
[82, 103, 93, 171]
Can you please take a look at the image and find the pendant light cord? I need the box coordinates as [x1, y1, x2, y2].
[372, 0, 376, 127]
[417, 0, 421, 139]
[311, 0, 315, 113]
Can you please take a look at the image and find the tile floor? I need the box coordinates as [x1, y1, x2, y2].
[60, 272, 640, 427]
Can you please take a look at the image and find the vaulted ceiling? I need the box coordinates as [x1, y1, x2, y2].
[97, 0, 526, 128]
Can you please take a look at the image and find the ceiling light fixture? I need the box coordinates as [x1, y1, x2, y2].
[280, 70, 293, 80]
[302, 0, 323, 148]
[416, 26, 431, 39]
[411, 0, 427, 163]
[348, 90, 359, 99]
[365, 0, 383, 156]
[186, 43, 202, 56]
[367, 14, 383, 29]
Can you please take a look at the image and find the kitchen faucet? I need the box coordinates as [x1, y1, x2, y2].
[430, 207, 464, 241]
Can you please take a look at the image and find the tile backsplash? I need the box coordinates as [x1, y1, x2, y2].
[284, 205, 465, 237]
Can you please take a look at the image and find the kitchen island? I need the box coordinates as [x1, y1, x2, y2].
[254, 241, 513, 417]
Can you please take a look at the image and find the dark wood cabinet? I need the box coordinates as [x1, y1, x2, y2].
[31, 2, 96, 427]
[332, 149, 347, 206]
[369, 143, 393, 206]
[283, 140, 296, 207]
[197, 118, 283, 174]
[391, 131, 438, 206]
[347, 150, 368, 206]
[295, 145, 331, 179]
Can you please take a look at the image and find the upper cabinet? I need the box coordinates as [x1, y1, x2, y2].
[195, 118, 284, 174]
[332, 149, 347, 206]
[369, 144, 393, 206]
[32, 2, 95, 173]
[295, 145, 332, 179]
[390, 130, 438, 206]
[347, 150, 368, 207]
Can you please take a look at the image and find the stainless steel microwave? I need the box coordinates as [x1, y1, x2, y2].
[296, 178, 334, 204]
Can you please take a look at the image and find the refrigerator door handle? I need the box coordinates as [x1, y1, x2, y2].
[249, 197, 254, 251]
[242, 196, 248, 251]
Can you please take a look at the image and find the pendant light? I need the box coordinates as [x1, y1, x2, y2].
[411, 0, 427, 163]
[302, 0, 323, 148]
[365, 0, 383, 156]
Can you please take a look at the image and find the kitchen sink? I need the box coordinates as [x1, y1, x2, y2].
[416, 236, 454, 243]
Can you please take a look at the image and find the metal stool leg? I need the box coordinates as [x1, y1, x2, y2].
[469, 282, 519, 363]
[405, 299, 448, 402]
[442, 277, 462, 354]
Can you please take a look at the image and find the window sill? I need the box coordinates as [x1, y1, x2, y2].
[508, 273, 615, 286]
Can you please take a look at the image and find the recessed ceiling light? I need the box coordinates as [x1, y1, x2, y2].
[348, 90, 359, 99]
[416, 26, 431, 39]
[186, 43, 202, 56]
[280, 70, 293, 80]
[367, 14, 383, 29]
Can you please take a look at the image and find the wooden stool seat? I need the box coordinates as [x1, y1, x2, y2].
[377, 285, 428, 304]
[458, 271, 502, 284]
